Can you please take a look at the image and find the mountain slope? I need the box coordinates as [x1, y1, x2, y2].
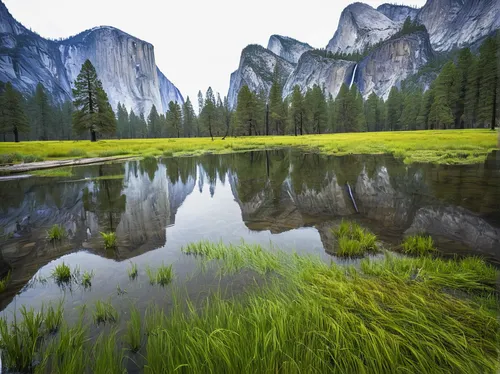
[0, 1, 183, 115]
[227, 44, 294, 108]
[326, 3, 399, 54]
[267, 35, 313, 64]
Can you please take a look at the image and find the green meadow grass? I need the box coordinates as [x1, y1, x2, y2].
[0, 242, 498, 373]
[0, 129, 497, 166]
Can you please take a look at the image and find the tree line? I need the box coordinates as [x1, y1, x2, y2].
[0, 34, 497, 142]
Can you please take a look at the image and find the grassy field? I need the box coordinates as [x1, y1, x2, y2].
[0, 242, 498, 373]
[0, 129, 498, 165]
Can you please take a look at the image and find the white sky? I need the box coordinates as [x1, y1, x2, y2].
[4, 0, 427, 106]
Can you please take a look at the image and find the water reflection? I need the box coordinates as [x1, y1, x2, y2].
[0, 150, 499, 309]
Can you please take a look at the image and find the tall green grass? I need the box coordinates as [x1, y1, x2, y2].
[93, 300, 118, 325]
[46, 224, 66, 241]
[332, 220, 378, 257]
[146, 263, 174, 286]
[51, 263, 71, 283]
[402, 234, 436, 256]
[128, 262, 138, 280]
[1, 242, 498, 373]
[100, 231, 117, 250]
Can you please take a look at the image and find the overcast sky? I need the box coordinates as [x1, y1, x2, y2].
[4, 0, 427, 106]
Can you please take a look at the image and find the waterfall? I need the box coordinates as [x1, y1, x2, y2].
[349, 64, 358, 89]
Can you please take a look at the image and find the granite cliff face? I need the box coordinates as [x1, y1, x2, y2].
[356, 31, 434, 99]
[283, 52, 355, 99]
[267, 35, 313, 64]
[227, 45, 294, 108]
[228, 0, 499, 103]
[0, 1, 183, 115]
[326, 3, 399, 54]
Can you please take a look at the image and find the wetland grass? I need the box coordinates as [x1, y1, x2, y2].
[81, 270, 94, 288]
[402, 234, 437, 256]
[100, 231, 117, 250]
[0, 271, 11, 292]
[128, 262, 138, 280]
[44, 302, 64, 334]
[46, 224, 66, 241]
[333, 220, 378, 257]
[51, 262, 71, 283]
[146, 263, 174, 286]
[1, 242, 498, 373]
[124, 306, 142, 352]
[93, 300, 118, 325]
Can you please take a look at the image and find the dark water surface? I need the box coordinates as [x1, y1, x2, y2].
[0, 150, 499, 320]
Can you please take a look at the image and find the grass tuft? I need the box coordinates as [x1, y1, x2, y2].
[93, 300, 118, 325]
[93, 330, 125, 373]
[128, 262, 138, 280]
[44, 301, 64, 334]
[100, 231, 117, 250]
[81, 270, 94, 288]
[0, 271, 11, 292]
[51, 262, 71, 283]
[146, 263, 174, 286]
[332, 220, 378, 257]
[46, 224, 66, 241]
[402, 234, 436, 256]
[124, 306, 141, 352]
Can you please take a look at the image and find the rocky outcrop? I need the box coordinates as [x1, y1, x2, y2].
[356, 31, 434, 100]
[326, 2, 399, 54]
[267, 35, 313, 64]
[418, 0, 500, 51]
[0, 1, 183, 115]
[377, 4, 419, 23]
[227, 45, 294, 108]
[283, 51, 355, 98]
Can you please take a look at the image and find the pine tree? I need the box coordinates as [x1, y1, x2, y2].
[364, 93, 379, 132]
[334, 84, 356, 132]
[222, 96, 231, 139]
[182, 97, 196, 137]
[428, 62, 457, 129]
[269, 66, 285, 135]
[386, 87, 403, 131]
[34, 83, 51, 140]
[236, 85, 257, 136]
[351, 85, 366, 131]
[377, 97, 387, 131]
[291, 86, 305, 135]
[72, 60, 115, 141]
[464, 56, 479, 128]
[400, 90, 422, 130]
[0, 82, 29, 142]
[477, 35, 499, 129]
[147, 105, 161, 138]
[116, 103, 129, 138]
[455, 48, 473, 128]
[201, 87, 216, 140]
[167, 101, 182, 138]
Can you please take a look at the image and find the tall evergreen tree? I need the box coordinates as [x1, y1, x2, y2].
[428, 62, 457, 129]
[147, 105, 161, 138]
[236, 85, 257, 136]
[167, 101, 183, 138]
[364, 93, 379, 132]
[477, 35, 499, 129]
[116, 103, 129, 138]
[334, 84, 357, 132]
[201, 87, 216, 140]
[0, 82, 29, 142]
[182, 97, 196, 137]
[268, 66, 285, 135]
[34, 83, 51, 140]
[455, 48, 473, 128]
[291, 86, 305, 135]
[400, 90, 422, 130]
[386, 87, 403, 131]
[351, 85, 366, 131]
[72, 60, 115, 141]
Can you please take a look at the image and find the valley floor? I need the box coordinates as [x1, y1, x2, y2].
[0, 129, 498, 170]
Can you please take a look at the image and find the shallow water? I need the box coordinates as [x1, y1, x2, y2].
[0, 149, 499, 318]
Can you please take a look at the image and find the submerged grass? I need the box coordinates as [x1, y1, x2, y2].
[128, 262, 138, 280]
[124, 306, 142, 352]
[0, 130, 496, 166]
[44, 302, 64, 334]
[146, 263, 174, 286]
[402, 234, 437, 256]
[93, 300, 118, 325]
[32, 167, 73, 177]
[332, 220, 378, 257]
[81, 270, 94, 288]
[2, 242, 499, 373]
